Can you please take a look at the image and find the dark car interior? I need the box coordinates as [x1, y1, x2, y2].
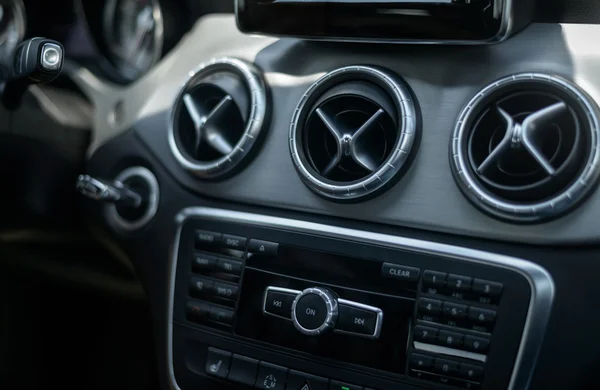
[1, 0, 600, 389]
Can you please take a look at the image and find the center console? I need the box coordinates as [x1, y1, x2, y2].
[169, 207, 554, 390]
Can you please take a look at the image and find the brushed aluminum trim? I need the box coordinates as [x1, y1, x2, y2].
[413, 341, 487, 363]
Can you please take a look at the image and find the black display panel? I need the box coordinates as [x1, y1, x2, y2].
[236, 267, 414, 373]
[236, 0, 532, 43]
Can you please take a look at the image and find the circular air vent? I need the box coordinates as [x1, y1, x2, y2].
[451, 73, 600, 222]
[168, 58, 268, 179]
[290, 66, 419, 201]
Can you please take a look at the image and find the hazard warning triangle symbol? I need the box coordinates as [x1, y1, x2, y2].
[300, 382, 311, 390]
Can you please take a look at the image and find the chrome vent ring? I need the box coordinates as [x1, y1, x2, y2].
[290, 66, 419, 201]
[168, 57, 268, 179]
[451, 73, 600, 222]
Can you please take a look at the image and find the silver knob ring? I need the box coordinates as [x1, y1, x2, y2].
[291, 287, 338, 336]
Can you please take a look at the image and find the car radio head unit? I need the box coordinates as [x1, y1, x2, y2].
[168, 207, 554, 390]
[235, 0, 535, 44]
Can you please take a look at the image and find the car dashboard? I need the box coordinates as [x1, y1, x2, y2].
[2, 0, 600, 390]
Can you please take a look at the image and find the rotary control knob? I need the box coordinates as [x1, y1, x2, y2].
[291, 287, 338, 336]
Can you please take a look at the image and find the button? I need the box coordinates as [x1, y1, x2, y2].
[458, 380, 481, 389]
[249, 239, 279, 256]
[186, 300, 210, 321]
[464, 335, 490, 353]
[209, 306, 234, 324]
[189, 277, 214, 296]
[192, 253, 217, 271]
[205, 347, 231, 378]
[438, 330, 463, 348]
[418, 298, 442, 315]
[434, 358, 459, 376]
[286, 370, 328, 390]
[414, 325, 438, 343]
[336, 303, 379, 337]
[409, 353, 434, 370]
[381, 263, 420, 282]
[212, 282, 239, 301]
[468, 307, 496, 324]
[196, 230, 221, 245]
[473, 279, 503, 297]
[294, 293, 328, 330]
[447, 274, 473, 291]
[443, 302, 468, 319]
[409, 369, 437, 381]
[460, 363, 483, 381]
[216, 258, 243, 276]
[222, 234, 247, 250]
[329, 381, 363, 390]
[255, 362, 288, 390]
[264, 289, 297, 319]
[423, 270, 447, 287]
[228, 354, 259, 386]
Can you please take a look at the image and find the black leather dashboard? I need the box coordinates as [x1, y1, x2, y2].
[119, 17, 600, 245]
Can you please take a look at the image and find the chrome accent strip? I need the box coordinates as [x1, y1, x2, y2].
[450, 73, 600, 222]
[289, 65, 418, 200]
[168, 57, 268, 179]
[413, 341, 487, 363]
[234, 0, 515, 45]
[167, 207, 554, 390]
[335, 298, 384, 340]
[262, 286, 300, 321]
[105, 166, 159, 231]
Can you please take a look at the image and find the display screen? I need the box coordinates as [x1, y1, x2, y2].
[237, 0, 505, 43]
[236, 267, 414, 375]
[233, 245, 416, 375]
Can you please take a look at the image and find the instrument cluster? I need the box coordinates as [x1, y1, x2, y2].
[78, 0, 190, 84]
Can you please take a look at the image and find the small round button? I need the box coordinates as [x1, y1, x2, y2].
[291, 287, 338, 336]
[295, 294, 328, 330]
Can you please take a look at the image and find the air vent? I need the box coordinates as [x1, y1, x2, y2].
[168, 58, 268, 179]
[290, 66, 419, 201]
[451, 73, 600, 222]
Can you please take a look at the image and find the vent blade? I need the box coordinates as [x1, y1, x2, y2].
[183, 94, 206, 155]
[521, 102, 568, 176]
[476, 106, 514, 175]
[203, 95, 236, 155]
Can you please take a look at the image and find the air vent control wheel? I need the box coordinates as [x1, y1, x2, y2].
[451, 73, 600, 222]
[290, 66, 420, 201]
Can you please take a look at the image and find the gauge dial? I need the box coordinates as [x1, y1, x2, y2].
[0, 0, 26, 63]
[103, 0, 163, 82]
